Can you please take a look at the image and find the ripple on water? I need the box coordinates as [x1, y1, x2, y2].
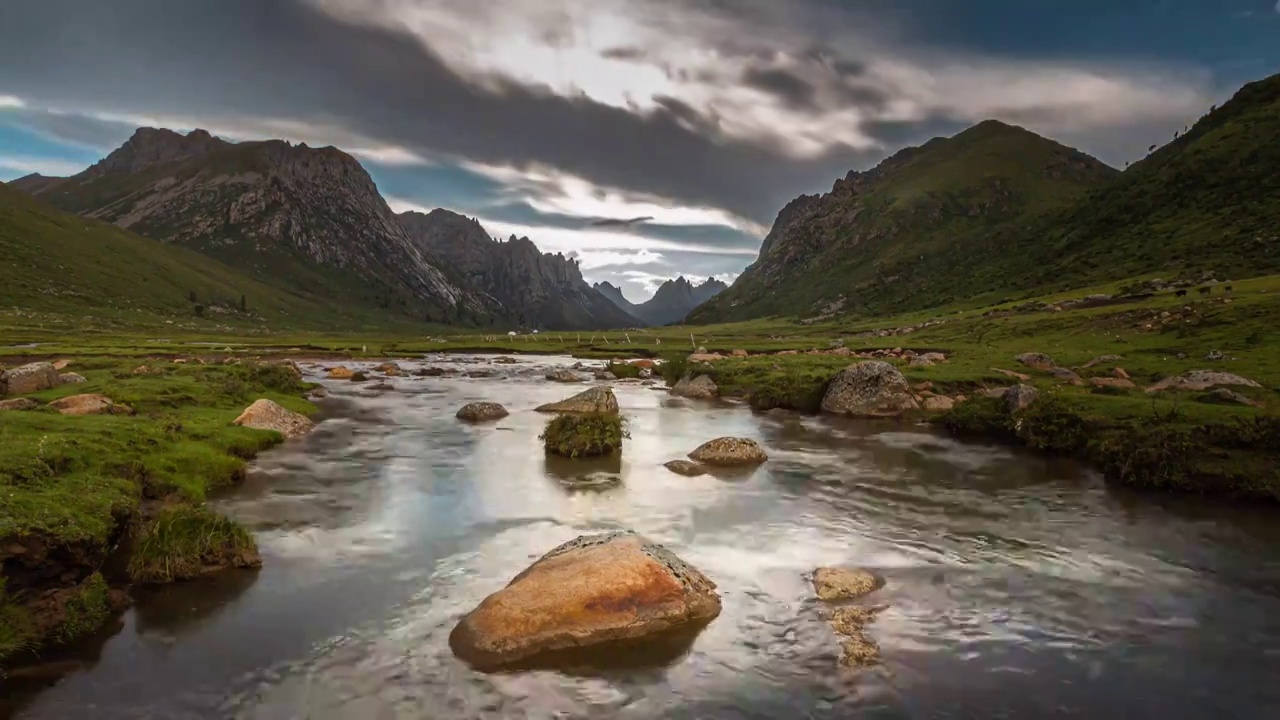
[11, 355, 1280, 719]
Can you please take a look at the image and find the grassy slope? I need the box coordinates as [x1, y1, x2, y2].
[0, 359, 313, 663]
[0, 184, 444, 333]
[693, 72, 1280, 325]
[691, 120, 1118, 322]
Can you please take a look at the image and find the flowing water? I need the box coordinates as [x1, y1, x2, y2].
[6, 355, 1280, 719]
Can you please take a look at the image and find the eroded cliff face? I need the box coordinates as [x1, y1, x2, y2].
[399, 209, 640, 330]
[26, 128, 501, 321]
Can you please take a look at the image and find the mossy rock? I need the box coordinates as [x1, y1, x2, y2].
[541, 413, 627, 458]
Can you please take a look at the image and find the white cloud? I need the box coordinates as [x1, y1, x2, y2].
[0, 95, 25, 109]
[458, 160, 768, 235]
[386, 195, 757, 258]
[0, 154, 88, 178]
[1275, 0, 1280, 14]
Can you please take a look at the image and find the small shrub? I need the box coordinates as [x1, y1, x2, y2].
[129, 506, 259, 583]
[541, 413, 628, 458]
[1094, 426, 1198, 491]
[54, 572, 112, 644]
[940, 396, 1011, 438]
[1016, 396, 1091, 454]
[658, 354, 689, 385]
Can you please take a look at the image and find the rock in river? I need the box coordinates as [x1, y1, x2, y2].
[327, 366, 356, 380]
[546, 369, 589, 383]
[664, 459, 708, 477]
[688, 437, 768, 466]
[1, 362, 61, 396]
[812, 567, 883, 601]
[670, 374, 718, 399]
[457, 402, 509, 422]
[820, 361, 919, 417]
[449, 531, 721, 670]
[536, 385, 619, 414]
[232, 399, 314, 438]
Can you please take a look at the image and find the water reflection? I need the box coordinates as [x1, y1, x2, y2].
[10, 354, 1280, 719]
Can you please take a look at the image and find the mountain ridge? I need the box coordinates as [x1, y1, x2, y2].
[595, 276, 727, 326]
[398, 208, 639, 330]
[15, 127, 506, 325]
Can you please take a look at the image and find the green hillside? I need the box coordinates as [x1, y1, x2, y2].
[692, 71, 1280, 325]
[0, 184, 426, 331]
[689, 120, 1118, 323]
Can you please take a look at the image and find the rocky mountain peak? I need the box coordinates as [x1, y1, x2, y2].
[86, 127, 228, 177]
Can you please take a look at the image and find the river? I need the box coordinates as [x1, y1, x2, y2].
[6, 354, 1280, 719]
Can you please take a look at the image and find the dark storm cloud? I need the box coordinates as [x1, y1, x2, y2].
[600, 46, 648, 62]
[0, 0, 884, 225]
[589, 216, 655, 228]
[741, 67, 819, 108]
[1, 107, 136, 150]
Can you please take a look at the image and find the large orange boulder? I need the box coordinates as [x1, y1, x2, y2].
[449, 531, 721, 670]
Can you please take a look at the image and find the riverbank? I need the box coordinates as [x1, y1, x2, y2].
[0, 358, 315, 668]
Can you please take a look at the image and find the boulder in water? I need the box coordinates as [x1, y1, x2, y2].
[546, 369, 589, 383]
[820, 361, 918, 417]
[327, 366, 355, 380]
[449, 531, 721, 670]
[664, 459, 708, 477]
[1, 362, 61, 396]
[536, 385, 619, 414]
[670, 374, 718, 399]
[232, 399, 313, 438]
[457, 402, 509, 422]
[688, 437, 768, 466]
[812, 567, 883, 601]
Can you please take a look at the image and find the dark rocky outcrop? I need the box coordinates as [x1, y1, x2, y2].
[400, 209, 638, 330]
[19, 128, 503, 324]
[449, 531, 721, 669]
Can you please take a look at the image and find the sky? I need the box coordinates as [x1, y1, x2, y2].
[1, 1, 1277, 301]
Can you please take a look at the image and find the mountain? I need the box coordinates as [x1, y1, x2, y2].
[398, 209, 640, 330]
[15, 128, 503, 325]
[594, 276, 728, 326]
[689, 119, 1117, 323]
[0, 182, 412, 329]
[692, 72, 1280, 324]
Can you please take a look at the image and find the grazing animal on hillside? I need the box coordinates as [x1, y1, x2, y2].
[1175, 289, 1188, 297]
[1197, 286, 1212, 295]
[1224, 285, 1233, 293]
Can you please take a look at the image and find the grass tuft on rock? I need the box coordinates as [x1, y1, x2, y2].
[541, 413, 628, 458]
[128, 506, 260, 584]
[606, 362, 642, 379]
[53, 572, 112, 644]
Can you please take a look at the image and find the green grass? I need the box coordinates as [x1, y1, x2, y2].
[0, 578, 36, 660]
[0, 357, 312, 662]
[0, 183, 462, 333]
[606, 362, 642, 379]
[541, 413, 628, 458]
[128, 506, 259, 584]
